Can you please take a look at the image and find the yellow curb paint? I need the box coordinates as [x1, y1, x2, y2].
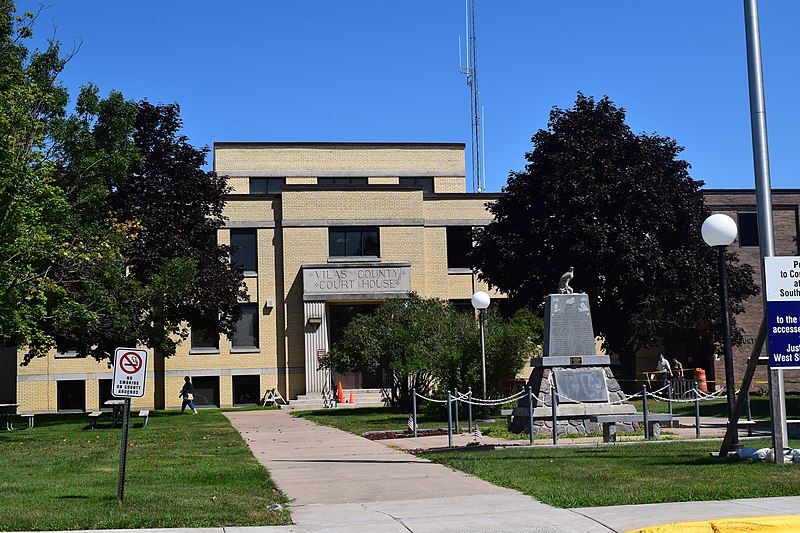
[630, 515, 800, 533]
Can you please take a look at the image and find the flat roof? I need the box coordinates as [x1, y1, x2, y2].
[214, 141, 466, 148]
[703, 188, 800, 194]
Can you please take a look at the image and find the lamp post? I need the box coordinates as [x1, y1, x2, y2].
[471, 291, 490, 418]
[702, 213, 740, 450]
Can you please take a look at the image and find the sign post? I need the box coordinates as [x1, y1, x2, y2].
[764, 257, 799, 462]
[112, 347, 148, 502]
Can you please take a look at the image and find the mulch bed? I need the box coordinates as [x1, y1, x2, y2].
[362, 428, 451, 440]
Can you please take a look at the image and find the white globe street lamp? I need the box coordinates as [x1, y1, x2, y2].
[702, 213, 738, 247]
[472, 291, 491, 415]
[702, 213, 739, 450]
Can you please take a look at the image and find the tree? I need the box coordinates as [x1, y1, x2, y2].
[472, 94, 758, 382]
[0, 4, 130, 358]
[319, 294, 542, 406]
[1, 2, 244, 372]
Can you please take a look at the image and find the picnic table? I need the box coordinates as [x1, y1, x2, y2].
[1, 403, 19, 431]
[104, 399, 127, 428]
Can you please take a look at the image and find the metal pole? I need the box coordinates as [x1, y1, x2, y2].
[642, 385, 650, 439]
[447, 391, 453, 448]
[551, 382, 558, 445]
[746, 388, 752, 421]
[467, 388, 473, 433]
[527, 385, 534, 445]
[743, 0, 787, 463]
[479, 310, 488, 419]
[694, 381, 701, 439]
[117, 397, 131, 503]
[412, 389, 418, 438]
[667, 382, 673, 428]
[718, 247, 740, 450]
[454, 389, 460, 433]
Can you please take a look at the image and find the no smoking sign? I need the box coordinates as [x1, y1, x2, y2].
[112, 347, 148, 398]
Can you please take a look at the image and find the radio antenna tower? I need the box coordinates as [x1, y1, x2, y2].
[459, 0, 484, 193]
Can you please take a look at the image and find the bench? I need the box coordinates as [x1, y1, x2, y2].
[19, 414, 34, 430]
[87, 411, 103, 429]
[590, 414, 673, 442]
[138, 410, 150, 428]
[738, 418, 800, 437]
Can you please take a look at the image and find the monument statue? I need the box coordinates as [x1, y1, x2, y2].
[557, 267, 574, 294]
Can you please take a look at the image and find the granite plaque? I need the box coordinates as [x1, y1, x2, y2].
[552, 367, 609, 403]
[543, 294, 596, 357]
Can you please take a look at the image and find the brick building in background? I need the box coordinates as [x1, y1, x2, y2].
[703, 190, 800, 393]
[634, 190, 800, 393]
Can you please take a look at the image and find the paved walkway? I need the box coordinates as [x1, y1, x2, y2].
[224, 410, 800, 532]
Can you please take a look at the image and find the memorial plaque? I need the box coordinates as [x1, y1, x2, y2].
[552, 367, 608, 403]
[543, 294, 596, 357]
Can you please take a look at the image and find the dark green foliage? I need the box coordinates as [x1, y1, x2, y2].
[318, 294, 543, 406]
[472, 94, 758, 379]
[0, 2, 244, 361]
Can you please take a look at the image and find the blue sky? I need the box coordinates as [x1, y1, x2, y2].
[24, 1, 800, 191]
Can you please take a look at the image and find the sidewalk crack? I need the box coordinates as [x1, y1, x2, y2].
[566, 509, 619, 533]
[363, 503, 413, 532]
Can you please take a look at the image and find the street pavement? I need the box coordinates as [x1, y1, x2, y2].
[224, 410, 800, 532]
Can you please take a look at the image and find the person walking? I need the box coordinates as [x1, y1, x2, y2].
[180, 376, 198, 414]
[656, 354, 672, 389]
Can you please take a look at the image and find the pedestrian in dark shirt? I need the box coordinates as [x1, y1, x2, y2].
[180, 376, 198, 414]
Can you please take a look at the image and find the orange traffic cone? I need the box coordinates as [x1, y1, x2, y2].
[337, 381, 344, 404]
[349, 391, 355, 404]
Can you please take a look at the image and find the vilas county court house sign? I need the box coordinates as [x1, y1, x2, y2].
[301, 262, 411, 392]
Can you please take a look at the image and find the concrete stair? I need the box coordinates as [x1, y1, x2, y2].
[287, 388, 389, 410]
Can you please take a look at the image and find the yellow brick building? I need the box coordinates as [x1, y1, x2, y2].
[4, 142, 501, 413]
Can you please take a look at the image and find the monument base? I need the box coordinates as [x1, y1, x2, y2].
[509, 366, 640, 436]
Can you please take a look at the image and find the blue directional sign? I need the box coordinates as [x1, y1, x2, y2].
[764, 257, 800, 370]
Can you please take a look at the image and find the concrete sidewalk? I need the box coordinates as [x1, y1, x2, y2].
[225, 410, 610, 531]
[224, 410, 799, 532]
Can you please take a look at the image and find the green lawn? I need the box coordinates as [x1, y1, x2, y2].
[292, 406, 530, 440]
[0, 410, 290, 531]
[421, 439, 800, 508]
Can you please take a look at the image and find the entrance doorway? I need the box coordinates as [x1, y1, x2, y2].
[328, 304, 384, 389]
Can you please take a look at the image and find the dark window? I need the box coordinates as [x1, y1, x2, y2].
[191, 376, 220, 407]
[231, 229, 258, 273]
[318, 177, 368, 186]
[57, 380, 86, 412]
[249, 177, 285, 194]
[449, 299, 474, 314]
[737, 212, 759, 247]
[232, 303, 259, 349]
[329, 227, 380, 257]
[191, 324, 219, 350]
[446, 226, 472, 269]
[99, 379, 113, 411]
[399, 177, 434, 193]
[232, 375, 261, 406]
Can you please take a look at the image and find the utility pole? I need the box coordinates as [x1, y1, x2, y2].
[742, 0, 788, 463]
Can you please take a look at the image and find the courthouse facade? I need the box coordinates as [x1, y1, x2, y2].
[3, 142, 799, 413]
[3, 142, 501, 412]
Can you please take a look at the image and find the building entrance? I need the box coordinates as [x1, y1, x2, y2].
[328, 304, 384, 389]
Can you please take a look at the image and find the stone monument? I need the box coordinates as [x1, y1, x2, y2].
[509, 272, 639, 436]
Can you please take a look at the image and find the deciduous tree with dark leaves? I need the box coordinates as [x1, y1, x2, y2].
[472, 94, 758, 383]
